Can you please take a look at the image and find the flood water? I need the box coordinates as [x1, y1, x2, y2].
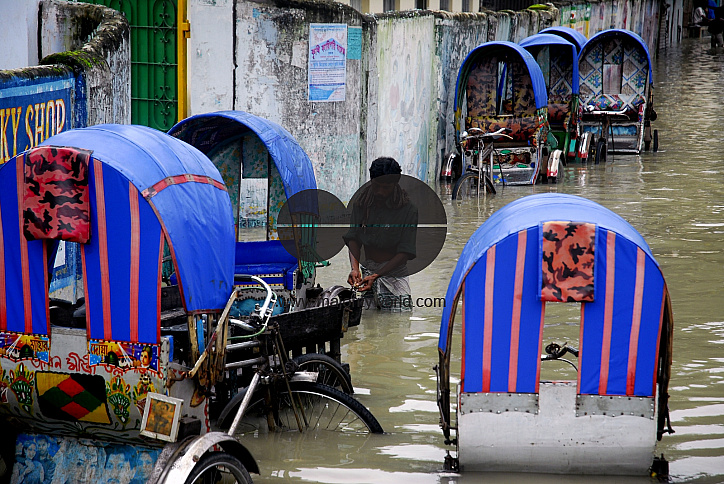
[237, 39, 724, 483]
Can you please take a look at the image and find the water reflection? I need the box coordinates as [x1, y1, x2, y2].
[238, 38, 724, 483]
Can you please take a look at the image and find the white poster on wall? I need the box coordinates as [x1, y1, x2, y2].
[308, 23, 347, 102]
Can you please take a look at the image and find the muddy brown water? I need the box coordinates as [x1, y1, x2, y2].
[237, 39, 724, 483]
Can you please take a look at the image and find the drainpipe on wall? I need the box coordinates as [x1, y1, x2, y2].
[177, 0, 190, 122]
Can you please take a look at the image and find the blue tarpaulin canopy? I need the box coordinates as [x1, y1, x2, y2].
[454, 41, 548, 112]
[439, 193, 658, 354]
[168, 111, 317, 200]
[40, 125, 235, 316]
[580, 29, 653, 84]
[438, 194, 669, 397]
[539, 26, 588, 52]
[520, 33, 580, 94]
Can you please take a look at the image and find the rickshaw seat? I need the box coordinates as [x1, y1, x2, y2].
[466, 116, 539, 146]
[235, 240, 298, 290]
[547, 103, 570, 125]
[581, 94, 645, 122]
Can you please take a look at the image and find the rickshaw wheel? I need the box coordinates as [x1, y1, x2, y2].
[594, 139, 607, 164]
[292, 353, 354, 394]
[223, 382, 383, 434]
[184, 452, 252, 484]
[453, 172, 493, 200]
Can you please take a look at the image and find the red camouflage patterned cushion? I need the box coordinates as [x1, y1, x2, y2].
[23, 146, 91, 243]
[541, 221, 595, 302]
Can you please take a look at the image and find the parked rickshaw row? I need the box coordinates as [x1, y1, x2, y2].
[442, 27, 658, 198]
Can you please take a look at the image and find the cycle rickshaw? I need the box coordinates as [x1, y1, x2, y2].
[449, 41, 550, 199]
[0, 124, 378, 484]
[435, 193, 674, 475]
[578, 29, 657, 161]
[520, 33, 581, 174]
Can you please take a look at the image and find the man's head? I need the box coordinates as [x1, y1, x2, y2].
[369, 157, 401, 180]
[369, 157, 402, 200]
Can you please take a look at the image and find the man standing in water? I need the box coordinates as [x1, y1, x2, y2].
[708, 7, 724, 48]
[344, 157, 417, 311]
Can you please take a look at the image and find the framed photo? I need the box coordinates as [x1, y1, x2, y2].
[140, 392, 184, 442]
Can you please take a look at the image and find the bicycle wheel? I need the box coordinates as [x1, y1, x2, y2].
[229, 381, 383, 434]
[452, 172, 481, 200]
[184, 452, 252, 484]
[292, 353, 354, 394]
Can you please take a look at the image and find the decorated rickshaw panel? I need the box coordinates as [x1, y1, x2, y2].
[210, 133, 269, 231]
[0, 324, 174, 444]
[464, 55, 546, 147]
[547, 46, 576, 125]
[579, 37, 649, 117]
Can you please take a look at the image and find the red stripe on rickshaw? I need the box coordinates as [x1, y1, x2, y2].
[599, 231, 616, 395]
[626, 248, 646, 395]
[129, 183, 140, 342]
[17, 161, 32, 333]
[482, 246, 495, 393]
[142, 174, 228, 200]
[94, 160, 112, 340]
[0, 195, 6, 330]
[460, 281, 466, 391]
[81, 245, 91, 339]
[508, 230, 527, 392]
[157, 232, 164, 342]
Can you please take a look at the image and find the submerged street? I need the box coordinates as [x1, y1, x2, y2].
[237, 37, 724, 483]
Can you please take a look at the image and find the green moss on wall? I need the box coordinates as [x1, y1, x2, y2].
[41, 50, 107, 73]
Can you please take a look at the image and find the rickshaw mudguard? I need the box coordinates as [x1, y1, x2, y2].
[155, 432, 259, 483]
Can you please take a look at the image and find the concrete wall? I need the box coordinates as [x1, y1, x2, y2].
[187, 0, 668, 201]
[39, 0, 131, 126]
[188, 0, 370, 202]
[188, 0, 235, 113]
[1, 0, 130, 143]
[0, 0, 42, 70]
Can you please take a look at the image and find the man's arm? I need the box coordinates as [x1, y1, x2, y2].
[347, 239, 363, 286]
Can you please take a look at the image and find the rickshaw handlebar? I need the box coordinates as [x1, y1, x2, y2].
[233, 274, 277, 321]
[461, 127, 513, 143]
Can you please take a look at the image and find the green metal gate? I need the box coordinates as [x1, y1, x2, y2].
[79, 0, 178, 130]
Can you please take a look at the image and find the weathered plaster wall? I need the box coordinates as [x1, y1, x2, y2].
[39, 0, 131, 126]
[188, 0, 235, 113]
[231, 0, 369, 202]
[0, 0, 42, 70]
[369, 14, 437, 181]
[434, 13, 488, 164]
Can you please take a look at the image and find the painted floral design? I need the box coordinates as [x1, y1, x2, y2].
[106, 376, 132, 425]
[9, 363, 35, 413]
